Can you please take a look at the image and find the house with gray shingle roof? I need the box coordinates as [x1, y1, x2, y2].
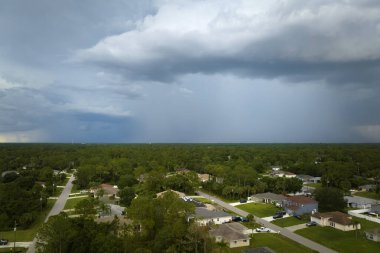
[209, 223, 250, 248]
[251, 192, 287, 206]
[365, 228, 380, 242]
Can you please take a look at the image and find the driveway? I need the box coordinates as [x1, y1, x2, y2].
[197, 191, 337, 253]
[286, 223, 308, 232]
[26, 174, 75, 253]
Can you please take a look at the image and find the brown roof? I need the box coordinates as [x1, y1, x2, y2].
[312, 211, 355, 226]
[287, 195, 318, 204]
[100, 184, 119, 195]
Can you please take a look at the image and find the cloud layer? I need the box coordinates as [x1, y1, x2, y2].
[0, 0, 380, 142]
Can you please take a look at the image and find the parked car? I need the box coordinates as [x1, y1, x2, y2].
[306, 221, 317, 227]
[239, 198, 247, 203]
[0, 239, 8, 245]
[241, 217, 249, 222]
[232, 216, 242, 222]
[256, 227, 271, 232]
[273, 213, 283, 219]
[277, 210, 286, 215]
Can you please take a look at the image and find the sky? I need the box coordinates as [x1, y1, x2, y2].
[0, 0, 380, 143]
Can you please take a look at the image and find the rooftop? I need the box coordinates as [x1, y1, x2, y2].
[312, 211, 355, 226]
[286, 195, 318, 204]
[210, 223, 250, 241]
[365, 228, 380, 235]
[194, 207, 232, 219]
[252, 192, 287, 202]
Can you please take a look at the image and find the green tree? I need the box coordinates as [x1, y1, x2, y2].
[118, 187, 135, 207]
[314, 187, 346, 212]
[37, 213, 77, 253]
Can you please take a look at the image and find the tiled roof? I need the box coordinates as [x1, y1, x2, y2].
[312, 211, 355, 226]
[286, 195, 318, 204]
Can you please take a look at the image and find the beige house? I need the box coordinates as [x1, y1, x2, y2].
[311, 211, 360, 231]
[197, 173, 211, 182]
[209, 223, 251, 248]
[156, 189, 186, 198]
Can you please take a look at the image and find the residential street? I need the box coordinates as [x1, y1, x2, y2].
[197, 191, 338, 253]
[26, 174, 75, 253]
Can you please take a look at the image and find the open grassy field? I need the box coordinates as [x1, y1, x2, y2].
[354, 191, 380, 200]
[0, 199, 56, 242]
[271, 216, 308, 227]
[229, 233, 316, 253]
[296, 218, 380, 253]
[63, 196, 89, 210]
[236, 203, 280, 217]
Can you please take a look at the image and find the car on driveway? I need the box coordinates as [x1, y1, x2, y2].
[273, 213, 283, 219]
[306, 221, 317, 227]
[0, 239, 9, 245]
[256, 227, 271, 232]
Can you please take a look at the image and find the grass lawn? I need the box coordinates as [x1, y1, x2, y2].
[0, 248, 27, 253]
[192, 197, 213, 204]
[0, 199, 56, 242]
[236, 203, 280, 217]
[354, 191, 380, 200]
[52, 186, 63, 197]
[296, 218, 380, 253]
[63, 196, 89, 210]
[229, 233, 316, 253]
[304, 183, 322, 188]
[271, 216, 308, 227]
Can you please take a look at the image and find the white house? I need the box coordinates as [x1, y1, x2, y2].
[189, 207, 232, 225]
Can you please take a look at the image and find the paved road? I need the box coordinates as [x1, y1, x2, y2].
[197, 191, 337, 253]
[26, 174, 75, 253]
[0, 241, 32, 249]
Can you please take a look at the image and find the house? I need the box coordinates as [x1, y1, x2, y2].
[309, 177, 321, 183]
[370, 204, 380, 216]
[296, 174, 314, 182]
[283, 196, 318, 216]
[176, 168, 191, 174]
[365, 228, 380, 242]
[296, 175, 321, 184]
[251, 192, 287, 206]
[101, 184, 119, 196]
[209, 223, 250, 248]
[344, 196, 377, 209]
[189, 207, 232, 225]
[197, 173, 211, 182]
[272, 170, 296, 178]
[311, 211, 360, 231]
[244, 247, 277, 253]
[358, 184, 377, 192]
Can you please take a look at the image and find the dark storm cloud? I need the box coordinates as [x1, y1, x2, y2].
[77, 0, 380, 87]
